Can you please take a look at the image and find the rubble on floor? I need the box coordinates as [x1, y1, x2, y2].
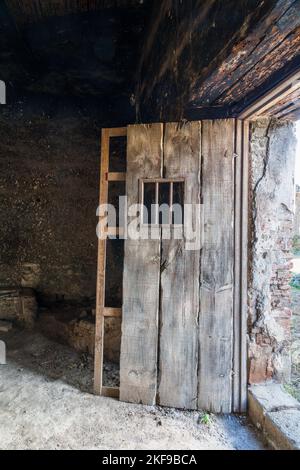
[249, 383, 300, 450]
[0, 287, 37, 328]
[0, 320, 13, 332]
[37, 303, 121, 364]
[1, 327, 118, 391]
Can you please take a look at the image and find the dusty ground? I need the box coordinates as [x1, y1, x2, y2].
[0, 329, 265, 450]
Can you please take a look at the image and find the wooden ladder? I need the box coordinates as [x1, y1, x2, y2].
[94, 127, 127, 397]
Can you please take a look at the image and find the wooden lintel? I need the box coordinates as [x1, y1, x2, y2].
[238, 70, 300, 120]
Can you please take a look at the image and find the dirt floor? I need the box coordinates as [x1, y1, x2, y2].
[0, 329, 266, 450]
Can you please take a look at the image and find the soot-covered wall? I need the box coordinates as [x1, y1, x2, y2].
[0, 96, 106, 305]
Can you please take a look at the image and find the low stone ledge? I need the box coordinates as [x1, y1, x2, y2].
[249, 383, 300, 450]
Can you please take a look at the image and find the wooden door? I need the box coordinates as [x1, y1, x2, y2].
[118, 119, 244, 412]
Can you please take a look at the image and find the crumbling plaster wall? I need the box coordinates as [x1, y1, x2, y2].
[248, 118, 297, 384]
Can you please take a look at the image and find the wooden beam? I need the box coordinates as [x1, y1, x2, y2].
[238, 69, 300, 120]
[191, 1, 298, 105]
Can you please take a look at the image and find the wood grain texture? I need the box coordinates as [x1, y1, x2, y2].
[198, 119, 235, 413]
[94, 128, 110, 395]
[158, 122, 201, 409]
[233, 120, 242, 412]
[120, 124, 163, 405]
[238, 70, 300, 120]
[240, 120, 249, 412]
[192, 0, 298, 104]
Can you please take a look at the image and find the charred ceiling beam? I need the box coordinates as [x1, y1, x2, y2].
[136, 0, 300, 122]
[190, 0, 300, 106]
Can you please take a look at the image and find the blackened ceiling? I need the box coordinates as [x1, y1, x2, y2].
[1, 0, 300, 122]
[0, 0, 152, 103]
[136, 0, 300, 121]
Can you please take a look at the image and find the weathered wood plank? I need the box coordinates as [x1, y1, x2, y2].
[238, 69, 300, 119]
[103, 307, 122, 318]
[94, 128, 110, 395]
[107, 172, 126, 182]
[240, 120, 249, 412]
[217, 22, 300, 105]
[158, 122, 201, 410]
[198, 119, 235, 413]
[192, 0, 298, 104]
[120, 124, 163, 405]
[233, 119, 242, 413]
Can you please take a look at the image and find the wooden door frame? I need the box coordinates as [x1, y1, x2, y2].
[238, 70, 300, 120]
[233, 71, 300, 411]
[233, 120, 249, 413]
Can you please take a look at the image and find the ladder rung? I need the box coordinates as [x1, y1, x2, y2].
[102, 227, 125, 238]
[101, 386, 120, 398]
[103, 307, 122, 318]
[108, 127, 127, 137]
[107, 172, 126, 182]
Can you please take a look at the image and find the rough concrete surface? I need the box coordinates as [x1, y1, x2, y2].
[264, 409, 300, 450]
[0, 329, 266, 450]
[249, 384, 300, 450]
[289, 257, 300, 401]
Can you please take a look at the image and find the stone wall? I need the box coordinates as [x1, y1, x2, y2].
[248, 118, 297, 384]
[0, 96, 104, 305]
[0, 94, 124, 357]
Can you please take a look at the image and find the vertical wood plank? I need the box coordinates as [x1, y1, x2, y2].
[94, 128, 109, 395]
[240, 120, 249, 412]
[198, 119, 235, 413]
[233, 119, 242, 412]
[158, 122, 201, 409]
[120, 124, 163, 405]
[232, 119, 249, 413]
